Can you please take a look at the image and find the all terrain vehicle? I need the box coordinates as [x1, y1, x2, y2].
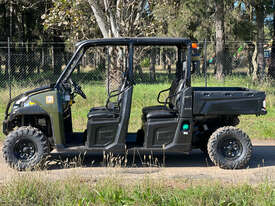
[2, 38, 267, 170]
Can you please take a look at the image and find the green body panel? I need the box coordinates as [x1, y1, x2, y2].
[30, 89, 65, 145]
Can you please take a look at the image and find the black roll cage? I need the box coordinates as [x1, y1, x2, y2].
[55, 37, 192, 89]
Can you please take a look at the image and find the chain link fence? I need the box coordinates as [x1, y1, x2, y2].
[0, 41, 272, 99]
[0, 40, 272, 134]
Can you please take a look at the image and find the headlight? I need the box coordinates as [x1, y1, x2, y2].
[15, 96, 28, 105]
[13, 96, 36, 109]
[13, 96, 28, 109]
[23, 99, 36, 107]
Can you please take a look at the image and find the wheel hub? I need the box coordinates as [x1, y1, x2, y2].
[14, 139, 36, 161]
[219, 138, 242, 159]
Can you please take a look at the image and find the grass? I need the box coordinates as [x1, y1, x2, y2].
[0, 74, 274, 140]
[0, 176, 274, 205]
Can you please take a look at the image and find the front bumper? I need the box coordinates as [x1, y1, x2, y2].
[3, 120, 10, 135]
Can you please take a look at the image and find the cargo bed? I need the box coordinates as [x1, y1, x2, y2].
[192, 87, 266, 115]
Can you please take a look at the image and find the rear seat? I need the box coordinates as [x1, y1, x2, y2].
[142, 61, 186, 119]
[144, 79, 185, 120]
[142, 78, 179, 115]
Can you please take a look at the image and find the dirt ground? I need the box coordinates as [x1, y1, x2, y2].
[1, 139, 275, 185]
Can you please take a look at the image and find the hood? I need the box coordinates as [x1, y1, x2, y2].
[5, 84, 55, 119]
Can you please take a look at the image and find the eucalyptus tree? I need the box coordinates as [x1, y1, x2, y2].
[239, 0, 273, 80]
[44, 0, 156, 85]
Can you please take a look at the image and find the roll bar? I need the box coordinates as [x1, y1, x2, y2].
[55, 37, 192, 88]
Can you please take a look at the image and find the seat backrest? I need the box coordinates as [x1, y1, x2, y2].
[114, 85, 133, 144]
[169, 79, 185, 110]
[167, 61, 186, 108]
[106, 77, 128, 109]
[117, 78, 128, 104]
[168, 78, 180, 97]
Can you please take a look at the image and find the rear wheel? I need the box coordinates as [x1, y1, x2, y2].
[207, 126, 252, 169]
[3, 126, 49, 171]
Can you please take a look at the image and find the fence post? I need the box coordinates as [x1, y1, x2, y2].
[8, 37, 11, 100]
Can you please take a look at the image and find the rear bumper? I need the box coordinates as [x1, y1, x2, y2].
[259, 108, 267, 115]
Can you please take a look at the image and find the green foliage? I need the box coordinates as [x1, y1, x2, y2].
[0, 177, 275, 205]
[140, 57, 151, 68]
[42, 0, 100, 41]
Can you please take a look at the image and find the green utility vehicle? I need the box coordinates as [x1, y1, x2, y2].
[2, 38, 267, 170]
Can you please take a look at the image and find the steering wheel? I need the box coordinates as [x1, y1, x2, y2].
[70, 79, 86, 99]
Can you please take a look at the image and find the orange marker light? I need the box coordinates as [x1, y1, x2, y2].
[192, 43, 198, 49]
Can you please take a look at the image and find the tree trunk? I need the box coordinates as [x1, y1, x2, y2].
[254, 5, 265, 81]
[150, 48, 156, 81]
[252, 42, 258, 80]
[51, 45, 55, 73]
[88, 1, 123, 89]
[52, 38, 64, 75]
[135, 64, 143, 80]
[268, 8, 275, 78]
[41, 46, 47, 72]
[215, 0, 225, 80]
[19, 12, 27, 78]
[247, 42, 255, 76]
[162, 49, 167, 70]
[5, 53, 8, 78]
[224, 47, 233, 75]
[87, 0, 109, 38]
[20, 42, 27, 78]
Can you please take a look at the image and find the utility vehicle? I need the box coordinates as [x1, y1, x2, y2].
[2, 38, 267, 170]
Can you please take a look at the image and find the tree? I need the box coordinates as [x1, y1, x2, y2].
[252, 3, 265, 80]
[88, 0, 156, 86]
[153, 0, 215, 40]
[242, 0, 273, 81]
[153, 0, 216, 76]
[44, 0, 156, 86]
[268, 4, 275, 78]
[52, 0, 156, 39]
[42, 0, 100, 41]
[215, 0, 226, 80]
[0, 0, 54, 78]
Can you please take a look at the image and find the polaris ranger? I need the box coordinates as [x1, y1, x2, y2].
[2, 38, 267, 170]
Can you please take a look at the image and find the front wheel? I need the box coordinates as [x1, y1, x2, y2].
[207, 126, 252, 169]
[3, 126, 49, 171]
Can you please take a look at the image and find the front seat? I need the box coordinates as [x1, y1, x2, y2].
[88, 78, 128, 119]
[86, 80, 133, 147]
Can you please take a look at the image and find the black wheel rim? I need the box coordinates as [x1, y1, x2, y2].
[218, 137, 243, 160]
[14, 139, 37, 161]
